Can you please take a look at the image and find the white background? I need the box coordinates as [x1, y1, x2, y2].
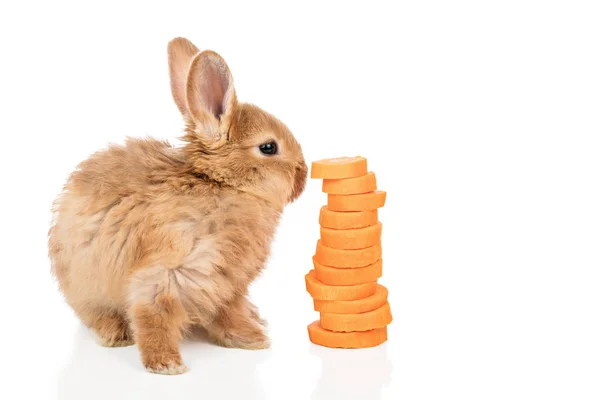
[1, 1, 599, 399]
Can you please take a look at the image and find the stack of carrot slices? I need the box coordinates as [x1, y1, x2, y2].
[306, 156, 392, 349]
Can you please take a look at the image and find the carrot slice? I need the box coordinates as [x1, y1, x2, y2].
[322, 172, 377, 194]
[315, 240, 381, 268]
[319, 207, 379, 229]
[314, 284, 389, 314]
[327, 191, 387, 211]
[305, 270, 377, 300]
[308, 321, 387, 349]
[320, 302, 393, 332]
[314, 258, 382, 286]
[320, 222, 382, 250]
[310, 156, 368, 179]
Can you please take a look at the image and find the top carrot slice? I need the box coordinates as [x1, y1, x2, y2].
[310, 156, 368, 179]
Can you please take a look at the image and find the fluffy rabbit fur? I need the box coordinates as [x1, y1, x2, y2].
[48, 37, 307, 375]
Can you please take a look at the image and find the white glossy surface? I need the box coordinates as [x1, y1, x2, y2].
[1, 1, 600, 399]
[54, 327, 393, 400]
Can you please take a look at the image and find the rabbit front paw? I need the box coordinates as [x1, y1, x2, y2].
[145, 358, 189, 375]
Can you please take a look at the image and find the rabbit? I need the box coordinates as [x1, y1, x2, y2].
[48, 37, 308, 375]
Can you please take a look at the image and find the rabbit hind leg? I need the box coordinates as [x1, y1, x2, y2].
[204, 294, 271, 350]
[75, 304, 134, 347]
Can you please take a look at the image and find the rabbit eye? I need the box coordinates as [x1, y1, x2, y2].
[258, 141, 278, 155]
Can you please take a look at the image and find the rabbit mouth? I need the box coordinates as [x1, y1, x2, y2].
[290, 163, 308, 203]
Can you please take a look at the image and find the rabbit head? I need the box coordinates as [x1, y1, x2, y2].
[167, 37, 307, 208]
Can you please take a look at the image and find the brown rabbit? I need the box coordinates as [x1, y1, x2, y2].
[48, 37, 307, 375]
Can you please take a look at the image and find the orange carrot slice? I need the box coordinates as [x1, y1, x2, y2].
[319, 207, 379, 229]
[320, 302, 393, 332]
[315, 240, 381, 268]
[305, 270, 377, 300]
[320, 222, 382, 250]
[307, 321, 387, 349]
[327, 191, 387, 211]
[322, 172, 377, 194]
[313, 258, 382, 286]
[310, 156, 368, 179]
[314, 284, 389, 314]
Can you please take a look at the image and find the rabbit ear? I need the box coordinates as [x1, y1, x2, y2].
[185, 50, 238, 139]
[168, 37, 200, 118]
